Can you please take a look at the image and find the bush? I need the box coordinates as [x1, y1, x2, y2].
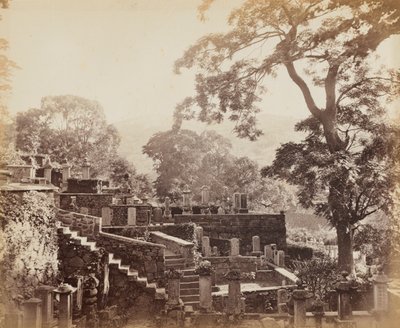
[0, 191, 59, 306]
[291, 256, 338, 302]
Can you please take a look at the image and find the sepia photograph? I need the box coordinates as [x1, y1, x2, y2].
[0, 0, 399, 327]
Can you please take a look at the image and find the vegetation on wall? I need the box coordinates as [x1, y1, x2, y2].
[0, 191, 58, 305]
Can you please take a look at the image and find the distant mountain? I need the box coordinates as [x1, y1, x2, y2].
[114, 111, 306, 177]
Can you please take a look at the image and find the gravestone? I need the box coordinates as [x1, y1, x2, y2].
[230, 238, 240, 257]
[101, 207, 112, 225]
[127, 207, 136, 226]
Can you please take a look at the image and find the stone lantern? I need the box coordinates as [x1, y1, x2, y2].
[81, 158, 91, 179]
[182, 185, 192, 214]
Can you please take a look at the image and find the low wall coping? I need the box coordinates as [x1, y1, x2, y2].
[175, 214, 284, 219]
[274, 267, 297, 282]
[150, 231, 193, 247]
[59, 193, 114, 196]
[99, 231, 166, 249]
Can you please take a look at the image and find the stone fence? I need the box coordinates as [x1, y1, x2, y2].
[175, 213, 286, 254]
[149, 231, 194, 267]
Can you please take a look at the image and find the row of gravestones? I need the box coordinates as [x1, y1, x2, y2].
[195, 226, 285, 267]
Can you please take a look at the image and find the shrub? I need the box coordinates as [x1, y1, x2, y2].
[291, 256, 338, 302]
[0, 191, 59, 306]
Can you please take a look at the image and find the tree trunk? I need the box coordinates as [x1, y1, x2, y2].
[336, 221, 353, 273]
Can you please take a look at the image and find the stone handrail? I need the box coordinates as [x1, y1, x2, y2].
[150, 231, 194, 267]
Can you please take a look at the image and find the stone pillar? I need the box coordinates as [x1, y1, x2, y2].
[202, 236, 211, 257]
[251, 236, 262, 257]
[230, 238, 240, 257]
[167, 277, 181, 306]
[225, 269, 242, 315]
[35, 285, 54, 328]
[182, 185, 192, 214]
[372, 268, 389, 312]
[127, 207, 137, 226]
[152, 207, 163, 224]
[65, 275, 84, 317]
[53, 284, 76, 328]
[264, 245, 273, 262]
[43, 159, 52, 184]
[101, 207, 112, 225]
[62, 163, 71, 182]
[336, 271, 353, 321]
[292, 281, 308, 328]
[4, 311, 23, 328]
[164, 196, 172, 220]
[277, 288, 288, 314]
[200, 185, 210, 205]
[199, 274, 213, 312]
[195, 226, 204, 244]
[277, 250, 285, 267]
[81, 158, 91, 179]
[22, 298, 42, 328]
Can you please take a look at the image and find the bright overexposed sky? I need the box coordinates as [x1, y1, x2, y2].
[1, 0, 399, 173]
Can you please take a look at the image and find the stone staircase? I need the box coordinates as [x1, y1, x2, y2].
[180, 268, 200, 310]
[59, 226, 166, 299]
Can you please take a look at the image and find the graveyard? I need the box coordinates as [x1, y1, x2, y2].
[0, 158, 399, 328]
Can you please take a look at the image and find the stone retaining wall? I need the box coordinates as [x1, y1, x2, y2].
[59, 193, 113, 217]
[57, 209, 101, 237]
[175, 213, 286, 254]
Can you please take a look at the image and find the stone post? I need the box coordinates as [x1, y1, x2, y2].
[22, 298, 42, 328]
[292, 280, 308, 328]
[202, 236, 211, 257]
[43, 158, 52, 184]
[164, 196, 172, 220]
[372, 268, 389, 313]
[53, 284, 76, 328]
[336, 271, 353, 321]
[199, 274, 213, 312]
[182, 185, 192, 214]
[225, 269, 242, 316]
[81, 158, 91, 179]
[35, 285, 55, 328]
[230, 238, 240, 257]
[127, 207, 137, 226]
[273, 250, 279, 265]
[65, 275, 84, 317]
[152, 207, 163, 224]
[277, 288, 288, 314]
[251, 236, 262, 257]
[264, 245, 273, 262]
[101, 207, 112, 225]
[200, 185, 210, 205]
[195, 226, 204, 244]
[277, 250, 285, 267]
[4, 311, 23, 328]
[167, 274, 181, 306]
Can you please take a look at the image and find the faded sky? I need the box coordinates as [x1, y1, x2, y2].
[1, 0, 399, 172]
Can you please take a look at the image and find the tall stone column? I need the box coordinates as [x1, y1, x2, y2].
[292, 280, 308, 328]
[53, 284, 76, 328]
[199, 274, 213, 312]
[22, 298, 42, 328]
[225, 269, 243, 316]
[35, 285, 55, 328]
[336, 271, 354, 321]
[372, 268, 389, 313]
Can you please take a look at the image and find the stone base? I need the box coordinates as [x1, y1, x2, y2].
[334, 318, 357, 328]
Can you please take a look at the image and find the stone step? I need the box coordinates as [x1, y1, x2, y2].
[183, 301, 200, 310]
[180, 281, 199, 289]
[181, 275, 199, 283]
[180, 294, 199, 302]
[182, 269, 196, 276]
[180, 288, 199, 296]
[165, 254, 182, 260]
[165, 258, 185, 265]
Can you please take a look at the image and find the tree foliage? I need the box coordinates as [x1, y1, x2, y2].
[15, 95, 121, 177]
[175, 0, 400, 271]
[143, 127, 295, 210]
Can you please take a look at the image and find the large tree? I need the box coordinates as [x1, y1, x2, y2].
[15, 95, 120, 177]
[174, 0, 400, 271]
